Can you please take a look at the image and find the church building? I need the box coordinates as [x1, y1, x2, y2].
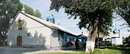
[7, 11, 77, 49]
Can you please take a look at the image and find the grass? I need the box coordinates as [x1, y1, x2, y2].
[32, 46, 130, 54]
[100, 46, 130, 50]
[93, 49, 130, 54]
[33, 51, 86, 54]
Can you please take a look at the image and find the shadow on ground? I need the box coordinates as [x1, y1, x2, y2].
[0, 47, 44, 54]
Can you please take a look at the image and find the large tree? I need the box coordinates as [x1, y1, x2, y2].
[0, 0, 20, 45]
[0, 0, 41, 45]
[50, 0, 129, 52]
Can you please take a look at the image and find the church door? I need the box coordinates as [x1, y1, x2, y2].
[17, 36, 22, 46]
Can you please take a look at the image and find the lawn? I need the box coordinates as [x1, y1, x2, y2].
[32, 46, 130, 54]
[32, 51, 86, 54]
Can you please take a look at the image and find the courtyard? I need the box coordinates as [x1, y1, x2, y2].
[1, 46, 130, 54]
[0, 47, 76, 54]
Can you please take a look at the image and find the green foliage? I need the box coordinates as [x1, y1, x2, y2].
[94, 49, 130, 54]
[18, 4, 42, 18]
[50, 0, 128, 13]
[34, 10, 42, 18]
[105, 38, 111, 41]
[0, 0, 20, 34]
[50, 0, 129, 36]
[31, 47, 130, 54]
[0, 0, 20, 46]
[50, 0, 130, 52]
[124, 36, 130, 43]
[116, 2, 130, 26]
[32, 51, 86, 54]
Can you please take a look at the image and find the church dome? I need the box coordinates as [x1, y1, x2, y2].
[47, 16, 54, 21]
[21, 8, 26, 13]
[46, 14, 55, 23]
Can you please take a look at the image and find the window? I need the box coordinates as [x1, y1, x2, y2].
[27, 33, 31, 36]
[18, 20, 23, 30]
[65, 37, 67, 41]
[58, 35, 60, 41]
[64, 33, 66, 37]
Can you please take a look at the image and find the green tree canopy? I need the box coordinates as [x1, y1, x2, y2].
[0, 0, 20, 36]
[17, 4, 42, 18]
[116, 2, 130, 26]
[50, 0, 130, 52]
[50, 0, 128, 36]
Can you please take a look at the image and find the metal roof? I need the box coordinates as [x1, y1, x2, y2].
[19, 12, 77, 36]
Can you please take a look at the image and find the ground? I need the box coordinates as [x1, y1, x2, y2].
[0, 47, 76, 54]
[0, 47, 42, 54]
[1, 46, 130, 54]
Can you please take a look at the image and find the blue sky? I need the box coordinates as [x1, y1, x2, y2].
[20, 0, 130, 37]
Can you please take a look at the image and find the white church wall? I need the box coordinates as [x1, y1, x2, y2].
[23, 13, 52, 46]
[8, 13, 53, 48]
[8, 13, 26, 46]
[7, 12, 77, 49]
[50, 31, 76, 48]
[111, 33, 123, 46]
[50, 30, 62, 47]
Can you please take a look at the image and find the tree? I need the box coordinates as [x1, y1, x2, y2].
[34, 10, 42, 18]
[116, 2, 130, 26]
[50, 0, 129, 52]
[0, 0, 20, 45]
[0, 0, 41, 46]
[18, 4, 42, 18]
[123, 35, 130, 46]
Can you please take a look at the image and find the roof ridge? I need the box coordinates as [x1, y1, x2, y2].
[20, 12, 77, 36]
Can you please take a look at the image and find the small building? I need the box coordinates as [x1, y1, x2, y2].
[7, 12, 77, 49]
[77, 33, 104, 48]
[111, 33, 123, 46]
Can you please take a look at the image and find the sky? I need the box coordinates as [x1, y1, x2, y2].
[20, 0, 130, 37]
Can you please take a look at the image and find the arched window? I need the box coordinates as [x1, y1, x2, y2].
[18, 20, 23, 30]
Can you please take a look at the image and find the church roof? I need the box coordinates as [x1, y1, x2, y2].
[17, 12, 77, 36]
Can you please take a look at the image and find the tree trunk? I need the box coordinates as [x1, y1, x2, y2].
[85, 17, 99, 53]
[85, 28, 98, 52]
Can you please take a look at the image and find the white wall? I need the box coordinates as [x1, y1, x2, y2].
[7, 13, 53, 47]
[50, 30, 62, 47]
[112, 37, 123, 45]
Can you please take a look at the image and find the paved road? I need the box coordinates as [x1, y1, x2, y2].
[24, 50, 75, 54]
[0, 47, 75, 54]
[0, 47, 43, 54]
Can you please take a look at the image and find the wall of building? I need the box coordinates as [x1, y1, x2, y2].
[7, 13, 53, 48]
[112, 37, 123, 46]
[50, 30, 62, 48]
[50, 30, 77, 48]
[62, 33, 76, 47]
